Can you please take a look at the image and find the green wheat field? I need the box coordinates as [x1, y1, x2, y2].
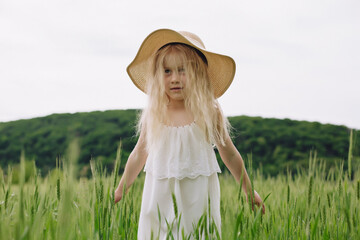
[0, 136, 359, 240]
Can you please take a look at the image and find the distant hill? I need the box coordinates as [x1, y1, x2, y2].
[0, 109, 358, 177]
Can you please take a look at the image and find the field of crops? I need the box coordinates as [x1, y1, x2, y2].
[0, 141, 359, 239]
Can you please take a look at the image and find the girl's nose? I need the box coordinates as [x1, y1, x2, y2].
[170, 73, 179, 83]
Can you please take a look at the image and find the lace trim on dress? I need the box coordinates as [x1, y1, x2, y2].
[144, 122, 221, 179]
[162, 121, 196, 129]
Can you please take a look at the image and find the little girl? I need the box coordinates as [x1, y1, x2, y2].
[115, 29, 264, 239]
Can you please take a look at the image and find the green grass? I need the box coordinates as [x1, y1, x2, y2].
[0, 142, 359, 239]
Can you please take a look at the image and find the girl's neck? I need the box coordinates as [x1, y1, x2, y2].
[165, 101, 194, 126]
[167, 99, 185, 109]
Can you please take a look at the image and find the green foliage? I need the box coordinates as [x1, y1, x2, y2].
[228, 116, 359, 175]
[10, 158, 37, 184]
[0, 110, 139, 177]
[0, 110, 359, 177]
[0, 141, 360, 239]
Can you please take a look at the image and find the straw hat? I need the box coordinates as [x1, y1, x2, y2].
[127, 29, 236, 98]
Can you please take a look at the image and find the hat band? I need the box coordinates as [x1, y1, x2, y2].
[158, 42, 208, 65]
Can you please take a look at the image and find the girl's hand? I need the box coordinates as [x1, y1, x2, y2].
[246, 190, 265, 214]
[254, 190, 265, 214]
[114, 189, 122, 204]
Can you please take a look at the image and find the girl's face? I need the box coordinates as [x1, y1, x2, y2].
[162, 51, 187, 103]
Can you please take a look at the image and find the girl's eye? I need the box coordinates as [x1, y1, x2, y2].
[164, 69, 171, 74]
[178, 68, 185, 73]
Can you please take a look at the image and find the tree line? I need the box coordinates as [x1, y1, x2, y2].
[0, 109, 358, 177]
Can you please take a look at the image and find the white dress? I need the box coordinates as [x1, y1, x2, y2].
[138, 122, 222, 239]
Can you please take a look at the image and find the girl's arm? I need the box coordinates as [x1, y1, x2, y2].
[216, 135, 265, 214]
[114, 130, 148, 204]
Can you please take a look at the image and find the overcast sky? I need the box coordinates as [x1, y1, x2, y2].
[0, 0, 359, 129]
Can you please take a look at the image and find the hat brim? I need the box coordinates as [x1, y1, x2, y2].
[127, 29, 236, 98]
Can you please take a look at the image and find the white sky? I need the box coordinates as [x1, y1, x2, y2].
[0, 0, 359, 129]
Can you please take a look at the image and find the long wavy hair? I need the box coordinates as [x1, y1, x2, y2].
[138, 43, 230, 150]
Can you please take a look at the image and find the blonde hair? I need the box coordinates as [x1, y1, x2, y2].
[138, 44, 230, 150]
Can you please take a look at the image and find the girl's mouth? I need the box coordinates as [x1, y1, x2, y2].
[170, 87, 183, 90]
